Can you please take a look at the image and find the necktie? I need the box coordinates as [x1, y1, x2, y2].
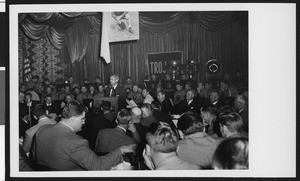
[110, 88, 115, 97]
[28, 105, 31, 127]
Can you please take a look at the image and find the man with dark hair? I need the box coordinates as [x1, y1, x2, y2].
[204, 90, 223, 108]
[127, 84, 143, 106]
[100, 100, 117, 124]
[143, 122, 200, 170]
[22, 104, 56, 153]
[84, 104, 116, 150]
[95, 109, 139, 154]
[175, 89, 202, 114]
[157, 90, 173, 116]
[20, 92, 40, 127]
[177, 112, 222, 168]
[219, 112, 248, 139]
[151, 101, 177, 131]
[43, 94, 59, 120]
[56, 85, 74, 100]
[142, 87, 154, 104]
[34, 101, 135, 170]
[212, 137, 248, 169]
[219, 80, 231, 98]
[76, 85, 89, 103]
[173, 82, 186, 106]
[123, 76, 134, 91]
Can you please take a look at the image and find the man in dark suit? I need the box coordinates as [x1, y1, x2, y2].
[204, 90, 224, 109]
[34, 101, 136, 171]
[85, 108, 116, 150]
[234, 94, 248, 133]
[19, 92, 40, 127]
[101, 100, 117, 124]
[157, 90, 173, 115]
[43, 94, 59, 120]
[94, 109, 140, 154]
[175, 90, 202, 115]
[105, 74, 127, 110]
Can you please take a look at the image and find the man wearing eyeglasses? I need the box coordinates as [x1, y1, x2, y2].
[33, 101, 136, 171]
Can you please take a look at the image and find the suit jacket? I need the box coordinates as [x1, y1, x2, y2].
[140, 115, 158, 127]
[175, 99, 202, 115]
[43, 103, 59, 115]
[23, 117, 56, 153]
[19, 100, 40, 127]
[35, 123, 123, 170]
[239, 108, 248, 133]
[203, 100, 224, 109]
[152, 109, 177, 131]
[85, 113, 116, 150]
[95, 126, 135, 154]
[105, 84, 127, 110]
[178, 132, 222, 168]
[160, 98, 173, 115]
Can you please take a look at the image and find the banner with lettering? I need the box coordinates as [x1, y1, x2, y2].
[148, 51, 183, 81]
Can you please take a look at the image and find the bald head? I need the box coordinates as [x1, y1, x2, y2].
[131, 107, 142, 122]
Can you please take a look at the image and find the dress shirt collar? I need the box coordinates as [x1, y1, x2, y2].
[27, 102, 32, 107]
[212, 101, 218, 105]
[46, 103, 52, 106]
[187, 99, 193, 105]
[117, 125, 126, 132]
[59, 121, 74, 132]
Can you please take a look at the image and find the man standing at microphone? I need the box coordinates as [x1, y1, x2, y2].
[106, 74, 127, 111]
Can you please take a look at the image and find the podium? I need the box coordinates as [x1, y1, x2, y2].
[94, 97, 119, 113]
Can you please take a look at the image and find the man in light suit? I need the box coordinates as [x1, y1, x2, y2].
[34, 101, 136, 171]
[22, 104, 57, 153]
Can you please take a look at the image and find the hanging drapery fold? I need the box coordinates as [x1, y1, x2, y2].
[139, 12, 188, 34]
[46, 27, 65, 50]
[61, 12, 83, 18]
[20, 18, 49, 40]
[65, 17, 91, 64]
[28, 13, 53, 22]
[193, 11, 233, 31]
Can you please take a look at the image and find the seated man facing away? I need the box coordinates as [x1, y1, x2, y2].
[34, 101, 135, 171]
[219, 112, 248, 139]
[234, 94, 248, 133]
[95, 109, 140, 155]
[143, 122, 200, 170]
[23, 104, 57, 153]
[176, 112, 222, 168]
[212, 137, 248, 169]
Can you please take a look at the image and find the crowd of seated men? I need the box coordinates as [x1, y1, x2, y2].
[19, 72, 248, 171]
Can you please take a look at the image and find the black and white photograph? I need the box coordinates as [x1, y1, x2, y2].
[7, 2, 296, 179]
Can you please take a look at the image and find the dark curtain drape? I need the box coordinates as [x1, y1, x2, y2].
[19, 11, 248, 85]
[19, 13, 83, 49]
[110, 11, 248, 84]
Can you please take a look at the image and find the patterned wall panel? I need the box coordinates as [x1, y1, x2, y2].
[19, 29, 64, 83]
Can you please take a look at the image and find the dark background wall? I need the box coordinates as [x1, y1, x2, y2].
[19, 11, 248, 85]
